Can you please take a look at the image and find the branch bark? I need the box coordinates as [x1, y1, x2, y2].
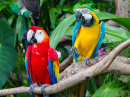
[58, 35, 72, 46]
[60, 54, 73, 73]
[1, 39, 130, 96]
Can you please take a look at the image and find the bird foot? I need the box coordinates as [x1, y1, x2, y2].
[41, 84, 51, 96]
[84, 57, 90, 65]
[20, 8, 28, 15]
[71, 46, 78, 54]
[71, 63, 75, 67]
[30, 83, 39, 95]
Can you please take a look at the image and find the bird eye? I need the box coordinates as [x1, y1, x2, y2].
[39, 32, 42, 34]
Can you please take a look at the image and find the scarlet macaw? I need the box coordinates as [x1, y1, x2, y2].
[71, 5, 105, 97]
[25, 26, 60, 97]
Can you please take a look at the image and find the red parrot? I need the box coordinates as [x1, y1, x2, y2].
[25, 26, 60, 97]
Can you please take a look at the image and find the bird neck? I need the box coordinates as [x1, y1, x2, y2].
[90, 11, 99, 25]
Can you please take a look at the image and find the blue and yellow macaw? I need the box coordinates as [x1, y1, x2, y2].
[70, 5, 105, 97]
[72, 5, 105, 64]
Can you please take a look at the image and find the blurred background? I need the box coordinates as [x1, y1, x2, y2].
[0, 0, 130, 97]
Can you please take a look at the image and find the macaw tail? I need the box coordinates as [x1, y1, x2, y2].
[35, 93, 56, 97]
[69, 83, 86, 97]
[35, 94, 52, 97]
[35, 94, 43, 97]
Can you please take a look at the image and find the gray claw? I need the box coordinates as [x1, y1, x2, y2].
[71, 46, 77, 54]
[41, 84, 51, 96]
[71, 63, 75, 67]
[30, 83, 39, 95]
[84, 57, 90, 65]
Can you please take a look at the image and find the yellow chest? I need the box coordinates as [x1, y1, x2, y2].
[74, 24, 100, 58]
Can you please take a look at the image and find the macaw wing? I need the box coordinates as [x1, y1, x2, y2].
[72, 21, 81, 46]
[25, 45, 33, 84]
[48, 48, 60, 84]
[92, 21, 105, 58]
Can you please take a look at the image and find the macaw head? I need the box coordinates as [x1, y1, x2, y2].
[76, 5, 94, 27]
[27, 26, 49, 44]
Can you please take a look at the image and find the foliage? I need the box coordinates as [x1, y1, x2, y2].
[0, 18, 16, 89]
[92, 81, 126, 97]
[0, 0, 130, 97]
[50, 14, 75, 48]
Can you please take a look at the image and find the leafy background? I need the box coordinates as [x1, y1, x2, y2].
[0, 0, 130, 97]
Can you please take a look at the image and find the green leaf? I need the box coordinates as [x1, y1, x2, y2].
[64, 26, 74, 37]
[7, 15, 15, 25]
[92, 81, 125, 97]
[49, 8, 57, 29]
[85, 81, 95, 95]
[95, 11, 130, 30]
[59, 0, 65, 6]
[50, 14, 75, 48]
[56, 6, 62, 14]
[40, 0, 46, 6]
[0, 18, 16, 88]
[103, 26, 130, 43]
[0, 6, 6, 12]
[62, 5, 72, 12]
[15, 16, 22, 34]
[73, 3, 81, 13]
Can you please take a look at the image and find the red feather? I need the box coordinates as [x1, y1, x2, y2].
[26, 26, 59, 86]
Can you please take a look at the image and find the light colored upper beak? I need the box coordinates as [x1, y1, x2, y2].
[27, 30, 34, 42]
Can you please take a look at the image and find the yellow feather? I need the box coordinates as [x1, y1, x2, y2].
[74, 11, 100, 59]
[53, 61, 59, 82]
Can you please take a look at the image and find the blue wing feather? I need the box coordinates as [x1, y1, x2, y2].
[72, 21, 81, 46]
[72, 21, 81, 62]
[25, 58, 32, 85]
[92, 21, 105, 58]
[48, 59, 57, 84]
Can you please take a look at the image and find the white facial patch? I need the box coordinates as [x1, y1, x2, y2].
[77, 8, 92, 20]
[35, 30, 45, 43]
[83, 14, 92, 20]
[27, 30, 34, 42]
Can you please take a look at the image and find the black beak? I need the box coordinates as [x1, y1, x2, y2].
[30, 33, 37, 43]
[75, 11, 85, 22]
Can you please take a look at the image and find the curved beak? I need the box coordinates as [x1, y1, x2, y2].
[30, 33, 37, 44]
[75, 10, 85, 22]
[27, 30, 37, 44]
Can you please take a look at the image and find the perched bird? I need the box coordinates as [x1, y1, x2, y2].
[25, 26, 60, 97]
[71, 5, 105, 97]
[18, 0, 40, 26]
[72, 5, 105, 64]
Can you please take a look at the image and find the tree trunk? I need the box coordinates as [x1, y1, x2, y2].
[116, 0, 130, 17]
[115, 0, 130, 30]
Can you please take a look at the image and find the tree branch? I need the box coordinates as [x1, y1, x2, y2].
[60, 54, 73, 73]
[58, 35, 72, 46]
[1, 39, 130, 96]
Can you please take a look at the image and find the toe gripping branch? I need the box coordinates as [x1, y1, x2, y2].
[84, 57, 90, 65]
[41, 84, 51, 96]
[30, 83, 39, 95]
